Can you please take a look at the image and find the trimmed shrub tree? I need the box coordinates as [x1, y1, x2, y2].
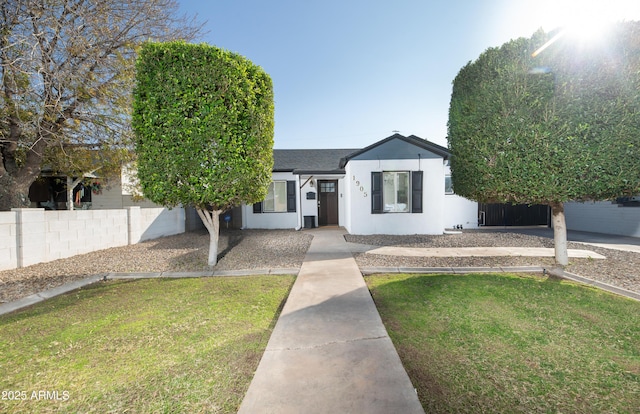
[448, 22, 640, 266]
[133, 42, 274, 266]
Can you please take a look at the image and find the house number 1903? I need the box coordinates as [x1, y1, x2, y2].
[352, 175, 367, 197]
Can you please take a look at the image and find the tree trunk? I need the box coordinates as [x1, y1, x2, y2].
[0, 173, 32, 211]
[67, 177, 75, 211]
[65, 176, 87, 211]
[550, 202, 569, 267]
[196, 207, 221, 267]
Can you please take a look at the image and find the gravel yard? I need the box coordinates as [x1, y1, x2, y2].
[0, 229, 312, 304]
[1, 228, 638, 304]
[348, 231, 640, 294]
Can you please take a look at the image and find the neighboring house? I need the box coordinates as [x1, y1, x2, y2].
[241, 133, 479, 235]
[28, 166, 160, 210]
[27, 170, 98, 210]
[565, 200, 640, 238]
[27, 165, 205, 232]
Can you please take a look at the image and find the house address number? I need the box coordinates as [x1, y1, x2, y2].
[352, 175, 367, 197]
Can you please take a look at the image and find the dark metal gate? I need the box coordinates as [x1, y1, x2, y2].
[478, 203, 550, 226]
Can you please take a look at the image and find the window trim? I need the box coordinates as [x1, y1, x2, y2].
[253, 180, 297, 213]
[445, 174, 454, 195]
[383, 171, 410, 213]
[263, 180, 287, 212]
[371, 170, 423, 214]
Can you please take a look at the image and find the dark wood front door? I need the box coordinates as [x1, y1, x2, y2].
[318, 180, 338, 226]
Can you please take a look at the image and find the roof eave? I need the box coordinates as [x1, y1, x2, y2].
[292, 169, 346, 175]
[339, 133, 451, 167]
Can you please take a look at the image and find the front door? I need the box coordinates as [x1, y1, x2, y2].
[318, 180, 338, 226]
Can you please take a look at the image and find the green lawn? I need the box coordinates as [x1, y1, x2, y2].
[0, 276, 294, 414]
[366, 273, 640, 414]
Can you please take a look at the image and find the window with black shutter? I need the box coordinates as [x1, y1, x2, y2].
[287, 180, 296, 212]
[411, 171, 423, 213]
[371, 172, 383, 214]
[371, 170, 423, 214]
[254, 180, 296, 213]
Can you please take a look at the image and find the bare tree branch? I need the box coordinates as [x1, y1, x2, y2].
[0, 0, 204, 210]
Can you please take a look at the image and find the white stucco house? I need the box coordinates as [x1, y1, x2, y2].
[240, 133, 479, 234]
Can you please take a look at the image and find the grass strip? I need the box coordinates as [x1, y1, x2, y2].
[0, 276, 294, 413]
[366, 273, 640, 414]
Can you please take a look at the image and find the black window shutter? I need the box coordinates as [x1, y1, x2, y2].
[371, 172, 383, 214]
[286, 180, 296, 212]
[253, 202, 263, 213]
[412, 171, 423, 213]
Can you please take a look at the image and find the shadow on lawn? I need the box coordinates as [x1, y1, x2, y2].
[1, 277, 294, 413]
[1, 327, 274, 414]
[367, 272, 640, 413]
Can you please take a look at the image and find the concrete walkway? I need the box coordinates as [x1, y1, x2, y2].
[238, 228, 424, 414]
[478, 227, 640, 254]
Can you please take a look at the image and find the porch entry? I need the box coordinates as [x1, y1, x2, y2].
[318, 180, 339, 226]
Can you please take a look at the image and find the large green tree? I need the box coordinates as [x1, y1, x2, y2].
[0, 0, 201, 211]
[133, 42, 274, 266]
[448, 22, 640, 266]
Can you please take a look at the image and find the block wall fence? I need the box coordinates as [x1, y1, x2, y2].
[0, 207, 185, 271]
[565, 201, 640, 238]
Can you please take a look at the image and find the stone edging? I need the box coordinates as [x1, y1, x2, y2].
[0, 268, 299, 316]
[545, 267, 640, 302]
[362, 266, 640, 302]
[2, 266, 638, 316]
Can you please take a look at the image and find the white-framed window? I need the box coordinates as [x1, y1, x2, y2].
[383, 171, 410, 212]
[445, 174, 454, 194]
[372, 171, 422, 214]
[264, 181, 287, 212]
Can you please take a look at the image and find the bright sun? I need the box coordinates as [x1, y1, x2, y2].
[531, 0, 640, 56]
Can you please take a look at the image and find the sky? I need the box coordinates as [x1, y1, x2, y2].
[176, 0, 640, 149]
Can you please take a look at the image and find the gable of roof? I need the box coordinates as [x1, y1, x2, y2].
[339, 134, 450, 168]
[271, 134, 450, 174]
[273, 148, 358, 174]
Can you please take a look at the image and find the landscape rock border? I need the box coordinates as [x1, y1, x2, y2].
[1, 228, 638, 315]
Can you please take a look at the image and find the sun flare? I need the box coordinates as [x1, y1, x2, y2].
[530, 0, 639, 56]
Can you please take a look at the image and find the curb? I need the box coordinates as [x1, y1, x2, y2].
[545, 267, 640, 302]
[2, 266, 638, 317]
[360, 266, 545, 275]
[361, 266, 640, 302]
[0, 274, 105, 316]
[0, 268, 300, 316]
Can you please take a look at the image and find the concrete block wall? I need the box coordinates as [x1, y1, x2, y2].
[44, 210, 129, 262]
[565, 201, 640, 237]
[14, 209, 47, 267]
[0, 212, 18, 270]
[138, 207, 185, 242]
[0, 207, 185, 271]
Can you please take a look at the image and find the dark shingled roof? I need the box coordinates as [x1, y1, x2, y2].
[273, 149, 358, 174]
[273, 134, 451, 174]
